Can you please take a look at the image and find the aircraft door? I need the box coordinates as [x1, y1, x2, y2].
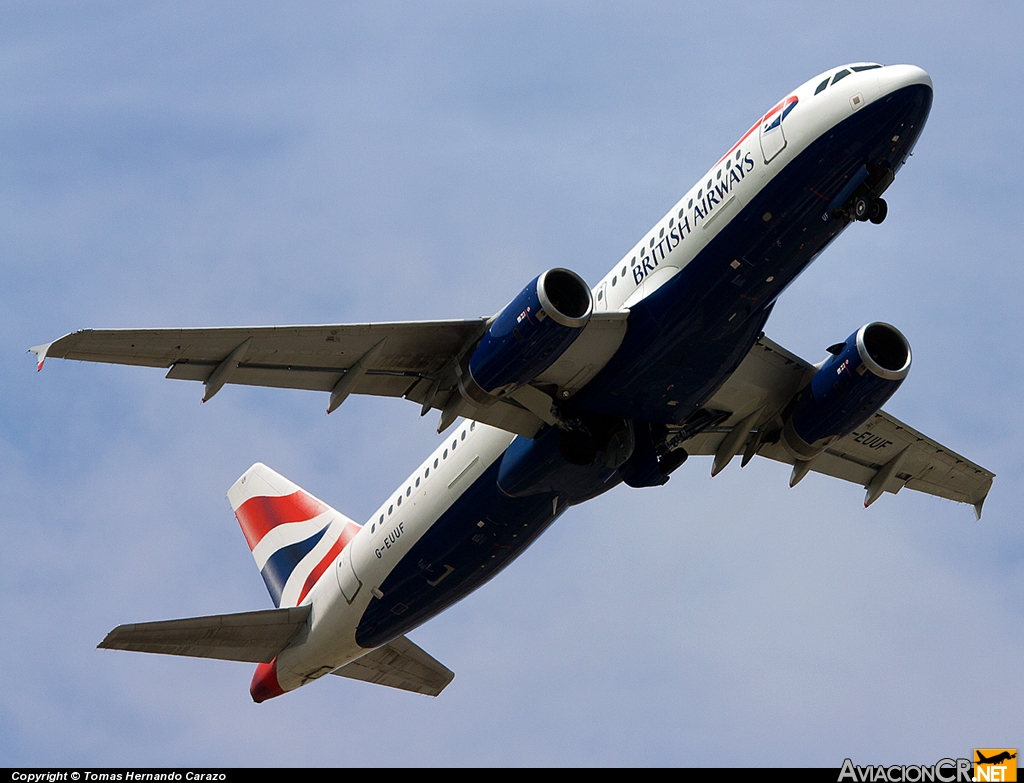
[759, 100, 788, 164]
[335, 542, 362, 604]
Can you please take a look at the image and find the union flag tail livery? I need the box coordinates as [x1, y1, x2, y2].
[41, 63, 994, 700]
[99, 461, 457, 700]
[228, 463, 360, 609]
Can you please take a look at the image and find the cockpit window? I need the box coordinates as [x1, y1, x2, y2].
[817, 65, 880, 97]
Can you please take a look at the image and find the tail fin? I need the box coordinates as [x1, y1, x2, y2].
[228, 463, 360, 608]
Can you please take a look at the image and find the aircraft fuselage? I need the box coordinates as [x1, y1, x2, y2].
[243, 63, 935, 700]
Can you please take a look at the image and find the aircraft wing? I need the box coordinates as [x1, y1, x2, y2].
[31, 312, 629, 439]
[681, 336, 995, 517]
[32, 320, 484, 398]
[331, 635, 455, 697]
[98, 605, 312, 663]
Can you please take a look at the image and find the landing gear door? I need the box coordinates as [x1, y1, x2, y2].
[759, 99, 788, 164]
[336, 543, 362, 604]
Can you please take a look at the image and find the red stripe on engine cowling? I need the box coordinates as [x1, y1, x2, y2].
[235, 491, 329, 551]
[295, 521, 361, 606]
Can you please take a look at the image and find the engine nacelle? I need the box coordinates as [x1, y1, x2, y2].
[460, 268, 593, 404]
[782, 322, 911, 461]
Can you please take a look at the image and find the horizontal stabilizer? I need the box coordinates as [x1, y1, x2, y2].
[98, 605, 311, 664]
[332, 635, 454, 697]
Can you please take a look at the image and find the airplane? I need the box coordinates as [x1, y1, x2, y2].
[30, 62, 994, 702]
[976, 752, 1017, 765]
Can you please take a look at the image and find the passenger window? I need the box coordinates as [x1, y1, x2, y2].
[470, 421, 475, 430]
[433, 459, 439, 469]
[397, 496, 401, 507]
[416, 477, 421, 487]
[832, 69, 851, 85]
[461, 430, 466, 441]
[815, 78, 829, 95]
[388, 505, 393, 515]
[443, 449, 448, 459]
[406, 487, 411, 497]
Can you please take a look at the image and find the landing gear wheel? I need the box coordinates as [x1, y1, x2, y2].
[853, 196, 871, 221]
[868, 197, 888, 224]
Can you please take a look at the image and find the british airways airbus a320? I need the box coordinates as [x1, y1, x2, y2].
[32, 63, 993, 701]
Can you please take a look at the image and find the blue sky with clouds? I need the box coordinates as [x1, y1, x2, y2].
[2, 1, 1022, 767]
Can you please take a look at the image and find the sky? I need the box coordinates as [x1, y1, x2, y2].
[2, 0, 1022, 768]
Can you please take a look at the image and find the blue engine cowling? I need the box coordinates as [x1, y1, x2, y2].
[460, 268, 593, 404]
[782, 322, 911, 460]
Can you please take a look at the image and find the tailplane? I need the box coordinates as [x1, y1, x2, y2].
[227, 463, 361, 607]
[98, 605, 311, 663]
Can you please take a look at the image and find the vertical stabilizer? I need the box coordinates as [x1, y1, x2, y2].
[228, 463, 360, 608]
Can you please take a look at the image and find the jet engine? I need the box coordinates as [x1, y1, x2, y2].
[460, 268, 593, 404]
[782, 322, 911, 460]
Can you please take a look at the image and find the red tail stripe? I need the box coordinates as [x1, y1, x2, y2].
[235, 490, 329, 551]
[295, 522, 360, 606]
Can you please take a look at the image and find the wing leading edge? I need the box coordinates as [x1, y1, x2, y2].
[32, 312, 629, 439]
[682, 336, 994, 517]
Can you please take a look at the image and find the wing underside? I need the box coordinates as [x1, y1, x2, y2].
[32, 320, 992, 512]
[681, 336, 994, 515]
[33, 312, 629, 438]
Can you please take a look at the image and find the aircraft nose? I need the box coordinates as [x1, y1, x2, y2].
[878, 64, 933, 95]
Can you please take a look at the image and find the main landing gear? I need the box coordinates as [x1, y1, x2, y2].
[852, 195, 888, 224]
